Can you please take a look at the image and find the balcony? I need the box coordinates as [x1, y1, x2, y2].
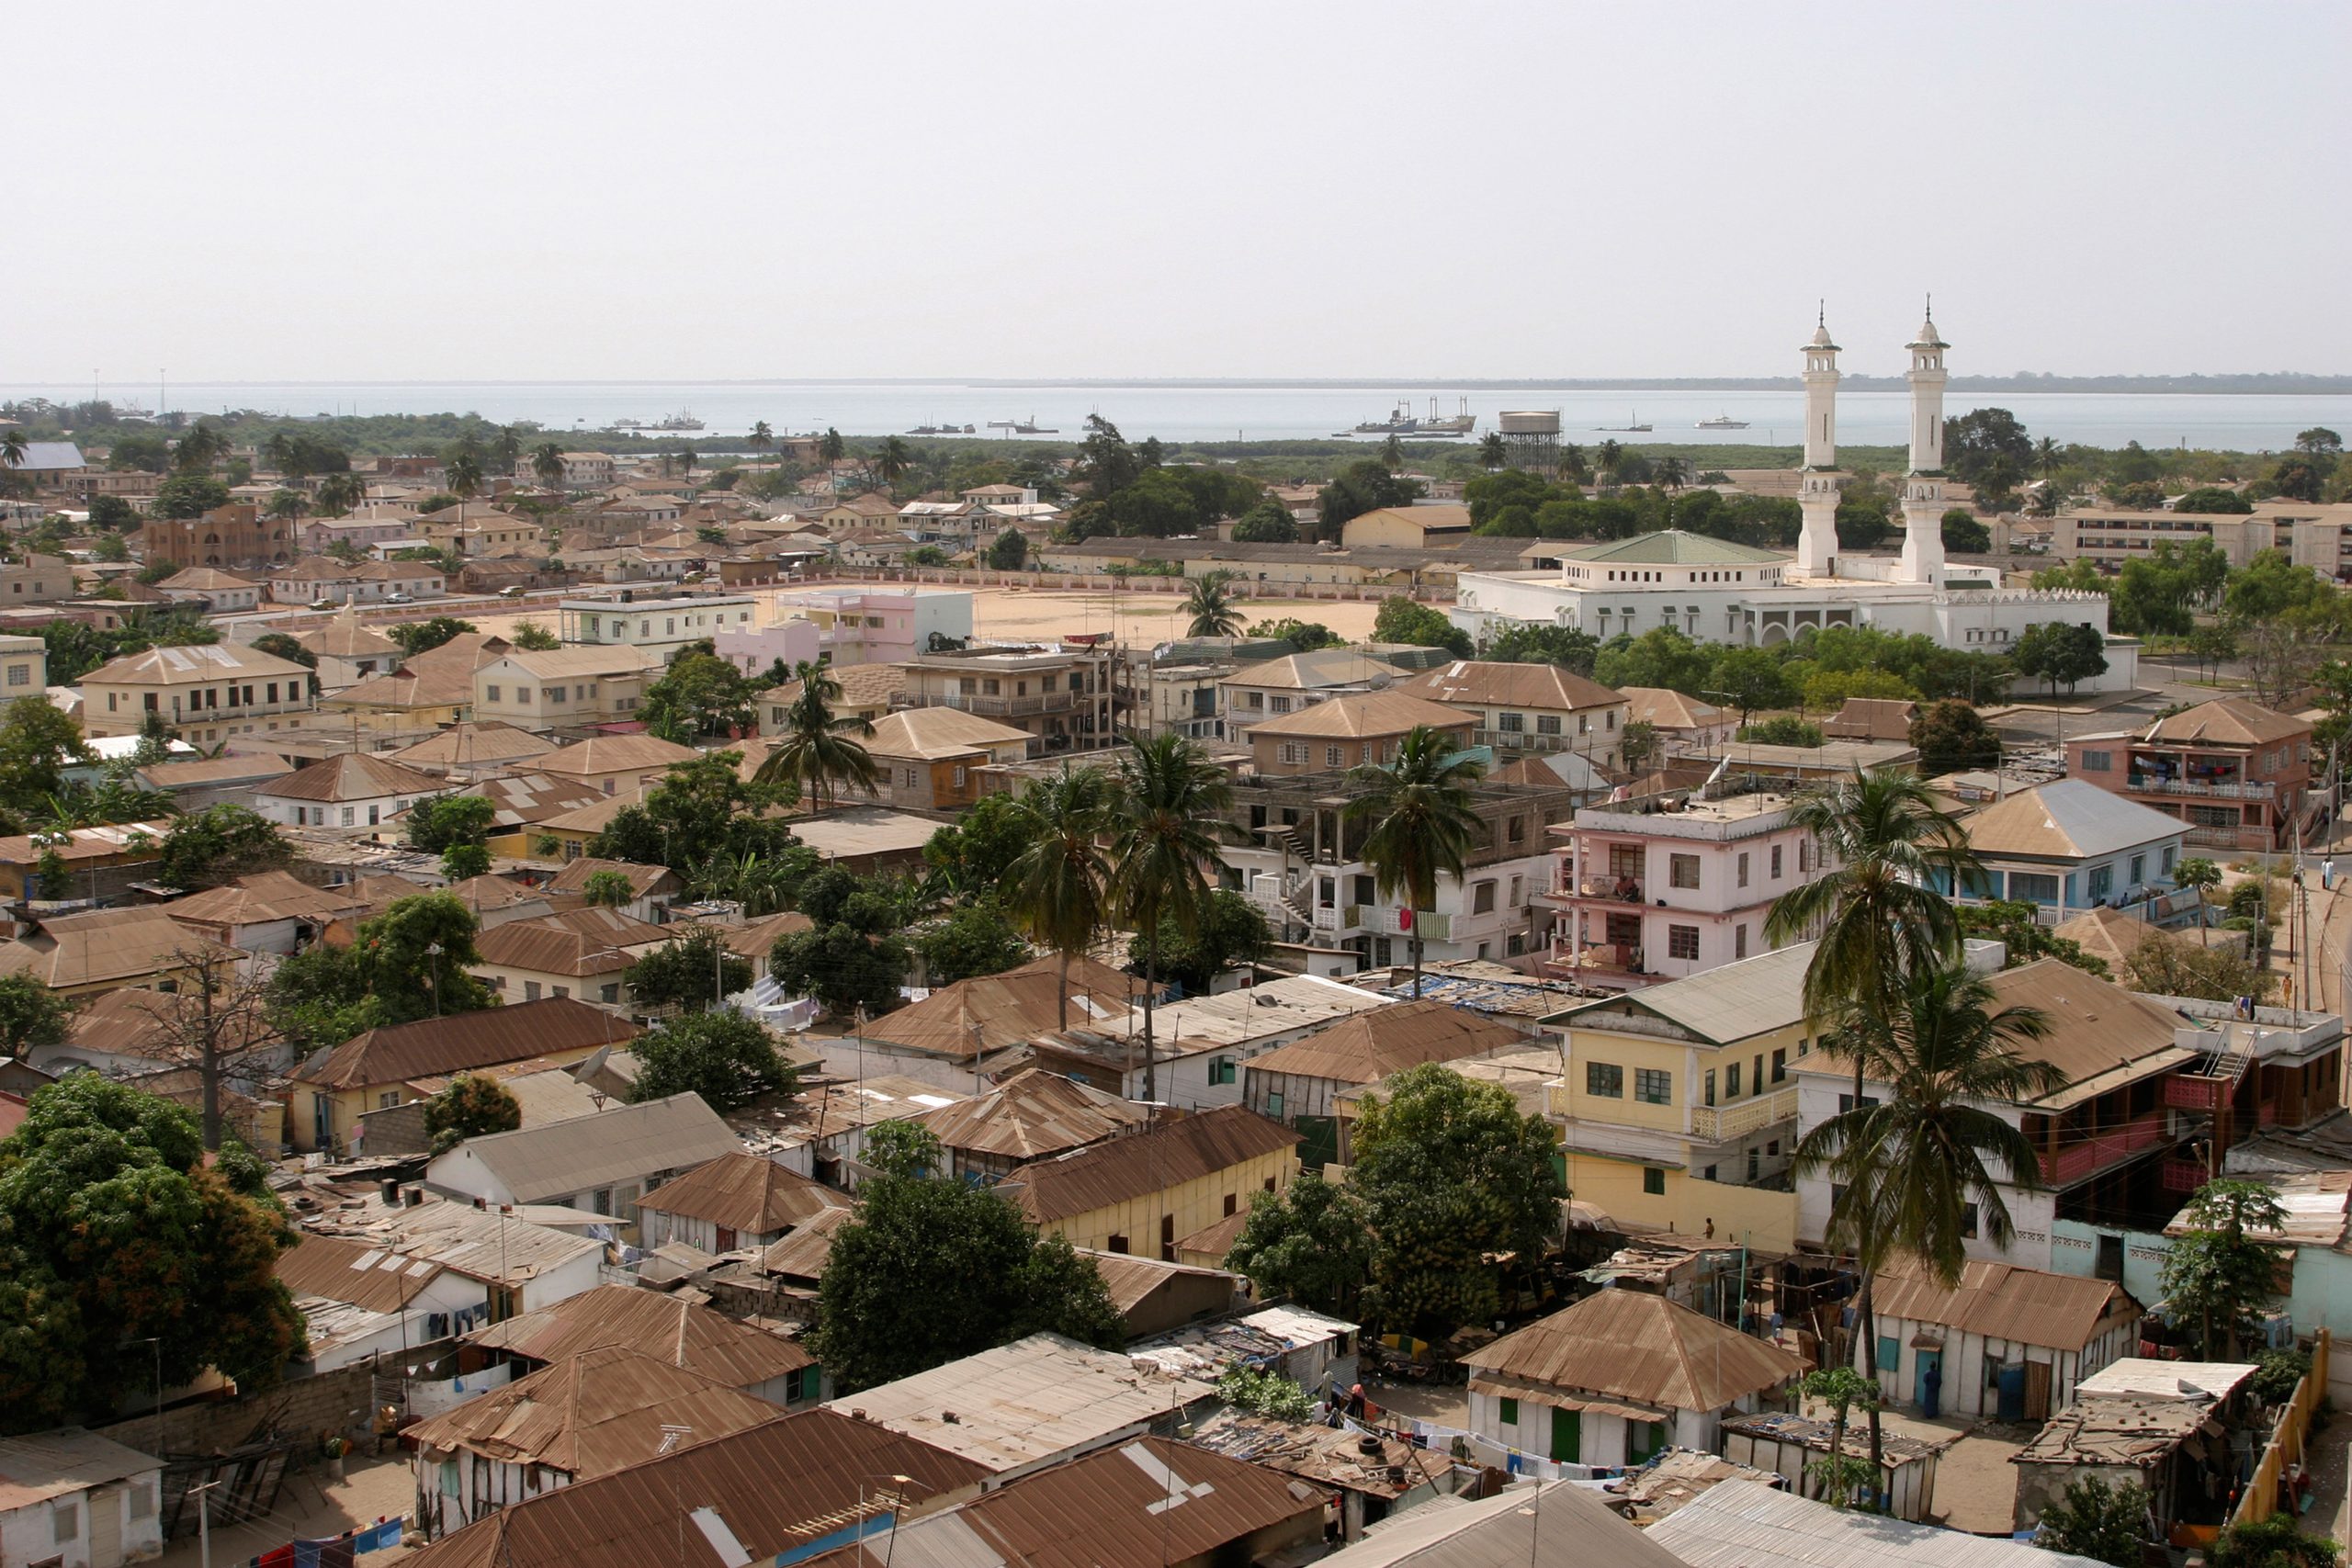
[1690, 1087, 1799, 1143]
[2125, 774, 2273, 802]
[1547, 941, 1638, 975]
[1564, 877, 1645, 903]
[916, 689, 1080, 718]
[1348, 905, 1452, 942]
[2040, 1111, 2171, 1186]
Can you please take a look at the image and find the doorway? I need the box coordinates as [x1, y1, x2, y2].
[1548, 1407, 1580, 1463]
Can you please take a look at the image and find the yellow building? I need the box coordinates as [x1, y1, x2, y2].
[1544, 944, 1811, 1251]
[288, 996, 639, 1154]
[494, 787, 641, 861]
[81, 640, 317, 745]
[471, 646, 655, 735]
[1002, 1105, 1302, 1258]
[1338, 504, 1473, 550]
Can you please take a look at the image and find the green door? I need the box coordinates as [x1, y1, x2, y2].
[1628, 1420, 1665, 1465]
[1549, 1406, 1580, 1463]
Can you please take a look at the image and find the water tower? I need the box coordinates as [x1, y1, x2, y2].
[1498, 410, 1562, 480]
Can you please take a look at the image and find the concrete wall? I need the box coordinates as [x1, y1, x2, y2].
[94, 1356, 390, 1459]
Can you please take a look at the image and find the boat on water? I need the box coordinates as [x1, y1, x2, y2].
[1696, 413, 1750, 430]
[612, 418, 646, 430]
[1337, 397, 1476, 438]
[987, 416, 1058, 434]
[1595, 411, 1652, 432]
[908, 423, 976, 435]
[650, 411, 705, 431]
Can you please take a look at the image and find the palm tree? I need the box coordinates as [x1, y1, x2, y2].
[752, 658, 879, 810]
[749, 421, 774, 454]
[1109, 734, 1236, 1104]
[1182, 571, 1244, 638]
[875, 436, 913, 485]
[1478, 432, 1506, 468]
[532, 442, 566, 490]
[447, 454, 484, 501]
[2035, 436, 2062, 482]
[820, 428, 846, 464]
[678, 445, 698, 476]
[175, 422, 222, 473]
[1344, 725, 1486, 998]
[1655, 455, 1688, 490]
[1596, 438, 1624, 482]
[1002, 766, 1117, 1031]
[1794, 962, 2061, 1488]
[494, 426, 524, 468]
[1380, 433, 1405, 468]
[0, 429, 27, 471]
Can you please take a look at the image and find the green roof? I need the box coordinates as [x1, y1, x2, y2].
[1560, 530, 1791, 566]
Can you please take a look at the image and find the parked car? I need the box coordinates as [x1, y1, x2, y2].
[385, 592, 413, 604]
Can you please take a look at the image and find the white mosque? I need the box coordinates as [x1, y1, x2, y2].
[1450, 307, 2137, 694]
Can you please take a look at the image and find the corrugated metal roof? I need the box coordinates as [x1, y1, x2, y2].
[800, 1436, 1319, 1568]
[537, 731, 696, 775]
[298, 997, 639, 1089]
[635, 1152, 849, 1233]
[302, 1196, 601, 1287]
[1871, 1254, 2141, 1351]
[390, 721, 559, 771]
[472, 905, 670, 977]
[1244, 690, 1474, 741]
[1554, 943, 1815, 1045]
[437, 1091, 740, 1204]
[2143, 696, 2306, 748]
[822, 1334, 1211, 1473]
[1647, 1479, 2111, 1568]
[1963, 778, 2188, 861]
[999, 1106, 1301, 1225]
[758, 1204, 858, 1282]
[867, 954, 1140, 1059]
[911, 1068, 1147, 1160]
[398, 1408, 989, 1568]
[547, 857, 682, 898]
[403, 1344, 781, 1477]
[274, 1231, 445, 1313]
[1187, 1410, 1446, 1499]
[0, 906, 241, 990]
[465, 1282, 812, 1384]
[1461, 1290, 1804, 1412]
[0, 1428, 158, 1512]
[1393, 660, 1624, 716]
[1313, 1478, 1688, 1568]
[1243, 998, 1523, 1085]
[1074, 1249, 1242, 1316]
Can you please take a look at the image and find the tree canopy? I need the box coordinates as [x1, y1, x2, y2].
[625, 926, 755, 1014]
[1223, 1172, 1374, 1318]
[639, 652, 760, 741]
[424, 1075, 522, 1154]
[158, 804, 291, 890]
[265, 892, 497, 1050]
[1370, 596, 1473, 657]
[630, 1010, 797, 1111]
[0, 1076, 304, 1432]
[916, 902, 1030, 986]
[810, 1122, 1122, 1391]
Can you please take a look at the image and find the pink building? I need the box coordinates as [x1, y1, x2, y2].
[715, 587, 973, 675]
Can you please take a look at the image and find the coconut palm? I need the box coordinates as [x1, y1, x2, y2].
[1380, 433, 1404, 468]
[494, 426, 523, 468]
[752, 658, 880, 810]
[820, 428, 846, 464]
[2174, 856, 2223, 946]
[1344, 725, 1486, 998]
[679, 445, 698, 476]
[1182, 570, 1244, 638]
[1794, 961, 2061, 1486]
[875, 436, 913, 485]
[447, 454, 484, 501]
[531, 442, 566, 490]
[1002, 765, 1117, 1031]
[2035, 436, 2062, 481]
[1, 429, 27, 471]
[1108, 734, 1236, 1104]
[174, 422, 223, 473]
[314, 472, 364, 517]
[749, 421, 774, 453]
[1478, 432, 1506, 468]
[1655, 455, 1688, 490]
[1596, 439, 1624, 483]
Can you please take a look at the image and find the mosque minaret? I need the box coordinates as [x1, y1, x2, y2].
[1792, 304, 1842, 578]
[1895, 300, 1951, 585]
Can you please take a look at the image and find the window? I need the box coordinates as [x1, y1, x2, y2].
[2087, 864, 2113, 899]
[524, 980, 542, 1001]
[1498, 712, 1524, 733]
[1736, 852, 1749, 888]
[1326, 745, 1344, 766]
[2081, 750, 2112, 772]
[1279, 743, 1307, 765]
[553, 986, 570, 999]
[1703, 1068, 1714, 1107]
[486, 684, 502, 702]
[5, 664, 24, 688]
[1270, 695, 1292, 714]
[2162, 845, 2177, 874]
[1668, 853, 1700, 889]
[1536, 715, 1561, 735]
[1735, 924, 1748, 959]
[1586, 1062, 1623, 1098]
[378, 1091, 401, 1110]
[1472, 881, 1497, 914]
[1770, 1048, 1786, 1083]
[1837, 1092, 1882, 1113]
[1499, 1396, 1520, 1425]
[53, 1500, 76, 1542]
[1265, 1091, 1284, 1119]
[1770, 844, 1782, 878]
[593, 1188, 611, 1215]
[1798, 840, 1810, 874]
[1642, 1167, 1666, 1195]
[130, 1481, 155, 1519]
[1725, 1062, 1742, 1099]
[2130, 853, 2145, 886]
[1634, 1068, 1671, 1104]
[340, 807, 355, 827]
[1108, 1233, 1129, 1254]
[601, 983, 619, 1003]
[1210, 1057, 1237, 1086]
[1667, 924, 1699, 961]
[1960, 1202, 1979, 1239]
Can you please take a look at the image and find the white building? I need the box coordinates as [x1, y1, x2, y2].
[0, 1429, 164, 1568]
[1451, 310, 2138, 695]
[556, 592, 761, 663]
[715, 586, 974, 673]
[253, 751, 448, 832]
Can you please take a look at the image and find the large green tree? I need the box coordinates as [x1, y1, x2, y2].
[0, 1077, 304, 1432]
[916, 903, 1029, 986]
[423, 1075, 522, 1155]
[2013, 622, 2109, 698]
[1351, 1065, 1565, 1337]
[158, 804, 292, 890]
[810, 1122, 1122, 1391]
[2160, 1179, 2290, 1359]
[592, 750, 801, 872]
[1223, 1172, 1374, 1318]
[1908, 699, 2001, 773]
[752, 659, 880, 810]
[922, 790, 1036, 898]
[630, 1010, 797, 1111]
[265, 892, 496, 1049]
[640, 652, 759, 741]
[1134, 888, 1272, 995]
[0, 972, 72, 1055]
[404, 792, 497, 855]
[0, 696, 96, 818]
[624, 926, 754, 1014]
[1000, 766, 1116, 1031]
[388, 616, 476, 657]
[1371, 595, 1473, 658]
[1345, 726, 1485, 998]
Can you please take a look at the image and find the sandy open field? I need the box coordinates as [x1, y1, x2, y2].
[447, 582, 1392, 649]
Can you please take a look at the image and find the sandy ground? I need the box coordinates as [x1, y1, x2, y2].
[437, 582, 1393, 649]
[156, 1454, 412, 1565]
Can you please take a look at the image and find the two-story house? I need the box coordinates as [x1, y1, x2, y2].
[471, 646, 655, 734]
[1243, 690, 1475, 779]
[557, 592, 762, 664]
[1390, 660, 1630, 770]
[80, 640, 318, 745]
[863, 707, 1035, 809]
[1224, 761, 1580, 969]
[507, 451, 615, 491]
[896, 643, 1114, 754]
[2066, 698, 2315, 854]
[1542, 788, 1820, 987]
[1217, 650, 1410, 745]
[1952, 778, 2190, 927]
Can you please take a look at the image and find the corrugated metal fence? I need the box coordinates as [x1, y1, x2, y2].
[2232, 1325, 2331, 1528]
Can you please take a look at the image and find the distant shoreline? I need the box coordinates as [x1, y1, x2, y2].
[9, 375, 2352, 395]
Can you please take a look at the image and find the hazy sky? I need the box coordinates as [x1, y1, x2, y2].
[16, 2, 2349, 382]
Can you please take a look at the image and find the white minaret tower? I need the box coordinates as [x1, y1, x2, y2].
[1794, 304, 1841, 577]
[1897, 299, 1950, 585]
